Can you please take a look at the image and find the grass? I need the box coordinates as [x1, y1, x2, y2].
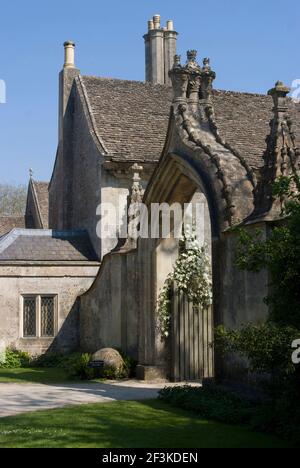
[0, 400, 290, 448]
[0, 368, 106, 384]
[0, 368, 72, 384]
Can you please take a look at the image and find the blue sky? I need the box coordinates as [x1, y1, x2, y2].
[0, 0, 299, 184]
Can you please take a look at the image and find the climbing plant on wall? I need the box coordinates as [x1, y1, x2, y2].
[158, 226, 213, 338]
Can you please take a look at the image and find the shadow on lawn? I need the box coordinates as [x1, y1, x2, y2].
[0, 399, 290, 449]
[0, 368, 69, 384]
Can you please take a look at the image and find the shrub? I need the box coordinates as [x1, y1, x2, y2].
[215, 322, 300, 380]
[250, 391, 300, 446]
[62, 353, 94, 380]
[159, 385, 253, 425]
[159, 385, 300, 446]
[0, 348, 31, 368]
[117, 350, 138, 379]
[31, 353, 67, 368]
[235, 174, 300, 329]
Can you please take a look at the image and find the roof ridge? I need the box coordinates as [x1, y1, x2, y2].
[81, 75, 171, 88]
[82, 75, 274, 97]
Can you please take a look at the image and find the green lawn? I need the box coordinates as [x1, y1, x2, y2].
[0, 368, 71, 384]
[0, 368, 106, 384]
[0, 400, 289, 448]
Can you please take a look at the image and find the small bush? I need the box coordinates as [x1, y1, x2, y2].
[117, 350, 138, 379]
[159, 385, 300, 446]
[31, 353, 67, 368]
[62, 353, 94, 380]
[159, 385, 253, 425]
[215, 323, 300, 380]
[0, 348, 31, 369]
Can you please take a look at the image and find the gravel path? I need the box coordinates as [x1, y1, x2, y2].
[0, 380, 191, 417]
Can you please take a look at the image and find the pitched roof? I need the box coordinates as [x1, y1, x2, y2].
[0, 229, 98, 262]
[31, 180, 49, 228]
[81, 76, 172, 163]
[0, 216, 25, 237]
[81, 76, 300, 169]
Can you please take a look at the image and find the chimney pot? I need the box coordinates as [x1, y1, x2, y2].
[167, 20, 174, 31]
[148, 20, 154, 31]
[153, 14, 161, 29]
[64, 41, 75, 69]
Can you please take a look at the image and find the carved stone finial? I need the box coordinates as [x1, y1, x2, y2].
[203, 58, 211, 70]
[29, 168, 33, 179]
[268, 81, 290, 114]
[131, 163, 143, 184]
[185, 50, 201, 74]
[125, 164, 145, 247]
[252, 81, 298, 220]
[200, 58, 216, 101]
[173, 54, 182, 68]
[187, 50, 198, 62]
[130, 164, 144, 204]
[169, 55, 189, 103]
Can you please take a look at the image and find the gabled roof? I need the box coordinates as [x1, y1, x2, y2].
[30, 180, 49, 229]
[80, 76, 300, 169]
[0, 229, 99, 262]
[0, 216, 25, 237]
[80, 76, 172, 163]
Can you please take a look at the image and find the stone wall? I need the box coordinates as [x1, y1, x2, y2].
[80, 249, 139, 359]
[219, 225, 269, 329]
[0, 264, 99, 355]
[49, 85, 103, 259]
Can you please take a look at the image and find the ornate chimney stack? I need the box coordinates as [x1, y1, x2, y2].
[144, 15, 178, 85]
[59, 41, 80, 142]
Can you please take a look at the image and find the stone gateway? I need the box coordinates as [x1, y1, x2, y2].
[0, 14, 299, 382]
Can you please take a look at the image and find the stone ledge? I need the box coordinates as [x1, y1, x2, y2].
[136, 365, 167, 382]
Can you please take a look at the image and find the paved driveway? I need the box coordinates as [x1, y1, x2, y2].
[0, 381, 185, 417]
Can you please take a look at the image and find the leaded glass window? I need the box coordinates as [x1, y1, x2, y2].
[22, 295, 57, 338]
[41, 297, 55, 337]
[23, 297, 37, 337]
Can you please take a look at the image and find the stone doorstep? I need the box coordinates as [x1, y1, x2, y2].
[136, 365, 168, 382]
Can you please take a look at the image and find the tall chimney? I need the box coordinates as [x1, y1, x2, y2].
[144, 15, 178, 85]
[58, 41, 80, 141]
[164, 21, 178, 86]
[64, 40, 76, 68]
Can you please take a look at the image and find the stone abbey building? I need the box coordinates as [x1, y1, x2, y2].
[0, 15, 299, 381]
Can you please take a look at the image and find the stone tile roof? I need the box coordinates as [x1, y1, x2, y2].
[81, 76, 172, 163]
[0, 216, 25, 237]
[32, 181, 49, 228]
[81, 76, 300, 169]
[0, 229, 98, 262]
